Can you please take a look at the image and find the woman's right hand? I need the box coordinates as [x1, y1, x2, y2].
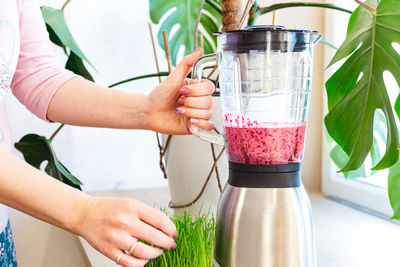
[75, 197, 177, 267]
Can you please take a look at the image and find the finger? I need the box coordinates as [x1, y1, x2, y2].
[190, 118, 215, 131]
[176, 107, 213, 120]
[117, 235, 163, 260]
[136, 203, 177, 237]
[182, 95, 213, 109]
[167, 48, 203, 81]
[132, 220, 176, 250]
[111, 250, 148, 267]
[130, 241, 164, 260]
[180, 79, 215, 97]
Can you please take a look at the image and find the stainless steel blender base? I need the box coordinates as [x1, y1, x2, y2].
[214, 184, 316, 267]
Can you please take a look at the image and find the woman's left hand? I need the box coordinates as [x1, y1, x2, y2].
[145, 48, 215, 135]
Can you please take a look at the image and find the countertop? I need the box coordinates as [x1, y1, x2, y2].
[78, 187, 400, 267]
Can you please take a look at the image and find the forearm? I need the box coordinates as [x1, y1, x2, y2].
[0, 147, 89, 233]
[47, 78, 150, 129]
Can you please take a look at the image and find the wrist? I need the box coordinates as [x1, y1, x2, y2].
[121, 93, 150, 130]
[143, 94, 161, 132]
[141, 95, 152, 131]
[68, 193, 92, 236]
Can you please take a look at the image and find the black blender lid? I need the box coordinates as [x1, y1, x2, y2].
[218, 25, 318, 34]
[215, 25, 319, 53]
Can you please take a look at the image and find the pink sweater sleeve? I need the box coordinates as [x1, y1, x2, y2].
[11, 0, 78, 121]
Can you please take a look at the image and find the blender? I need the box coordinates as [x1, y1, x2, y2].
[191, 25, 322, 267]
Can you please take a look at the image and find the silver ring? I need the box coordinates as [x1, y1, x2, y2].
[116, 252, 125, 265]
[128, 240, 139, 255]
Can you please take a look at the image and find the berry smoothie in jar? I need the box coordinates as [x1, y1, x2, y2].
[223, 113, 307, 165]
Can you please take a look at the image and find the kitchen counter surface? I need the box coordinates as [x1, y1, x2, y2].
[78, 187, 400, 267]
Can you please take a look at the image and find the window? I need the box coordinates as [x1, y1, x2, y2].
[322, 1, 395, 217]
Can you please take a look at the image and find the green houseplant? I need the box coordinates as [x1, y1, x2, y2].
[13, 3, 400, 263]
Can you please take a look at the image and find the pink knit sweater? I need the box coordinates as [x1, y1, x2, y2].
[0, 0, 77, 232]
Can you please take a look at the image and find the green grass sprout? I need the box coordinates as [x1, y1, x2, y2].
[145, 208, 215, 266]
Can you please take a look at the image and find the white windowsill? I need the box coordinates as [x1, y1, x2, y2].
[78, 187, 400, 267]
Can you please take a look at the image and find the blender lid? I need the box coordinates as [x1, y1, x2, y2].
[215, 25, 320, 53]
[222, 25, 318, 33]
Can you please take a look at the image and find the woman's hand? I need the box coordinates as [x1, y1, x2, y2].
[76, 197, 177, 267]
[47, 48, 214, 133]
[145, 48, 216, 135]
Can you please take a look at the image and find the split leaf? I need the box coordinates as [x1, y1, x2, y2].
[325, 0, 400, 172]
[330, 144, 367, 178]
[66, 52, 94, 81]
[329, 110, 388, 178]
[41, 6, 93, 67]
[149, 0, 221, 66]
[388, 158, 400, 220]
[15, 134, 82, 190]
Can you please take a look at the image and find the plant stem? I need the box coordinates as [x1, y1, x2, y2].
[108, 72, 169, 88]
[162, 31, 172, 73]
[194, 0, 206, 50]
[205, 0, 222, 14]
[272, 10, 277, 25]
[109, 72, 217, 89]
[248, 2, 352, 25]
[199, 33, 204, 50]
[354, 0, 376, 14]
[50, 124, 65, 141]
[320, 40, 338, 50]
[148, 23, 170, 180]
[48, 72, 169, 141]
[148, 23, 162, 84]
[169, 147, 225, 209]
[239, 0, 255, 29]
[210, 143, 223, 193]
[61, 0, 71, 11]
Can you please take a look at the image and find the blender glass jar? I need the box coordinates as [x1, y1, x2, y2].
[217, 26, 321, 164]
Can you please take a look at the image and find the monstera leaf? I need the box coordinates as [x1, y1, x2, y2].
[325, 0, 400, 172]
[330, 145, 367, 179]
[389, 158, 400, 219]
[66, 52, 94, 81]
[41, 6, 95, 80]
[329, 111, 387, 178]
[149, 0, 221, 66]
[15, 134, 82, 190]
[41, 7, 92, 66]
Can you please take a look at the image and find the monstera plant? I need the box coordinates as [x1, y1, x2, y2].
[14, 0, 400, 220]
[148, 0, 400, 220]
[149, 0, 221, 65]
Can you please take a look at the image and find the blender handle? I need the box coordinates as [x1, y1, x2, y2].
[189, 53, 225, 146]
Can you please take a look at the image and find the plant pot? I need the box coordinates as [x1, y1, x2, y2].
[163, 96, 228, 215]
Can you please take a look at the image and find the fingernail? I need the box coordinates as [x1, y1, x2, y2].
[176, 107, 185, 115]
[173, 231, 178, 238]
[171, 242, 177, 250]
[179, 87, 189, 96]
[190, 118, 199, 124]
[194, 47, 202, 53]
[178, 97, 185, 106]
[158, 249, 164, 256]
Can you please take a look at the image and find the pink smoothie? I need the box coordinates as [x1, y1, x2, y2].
[223, 113, 306, 164]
